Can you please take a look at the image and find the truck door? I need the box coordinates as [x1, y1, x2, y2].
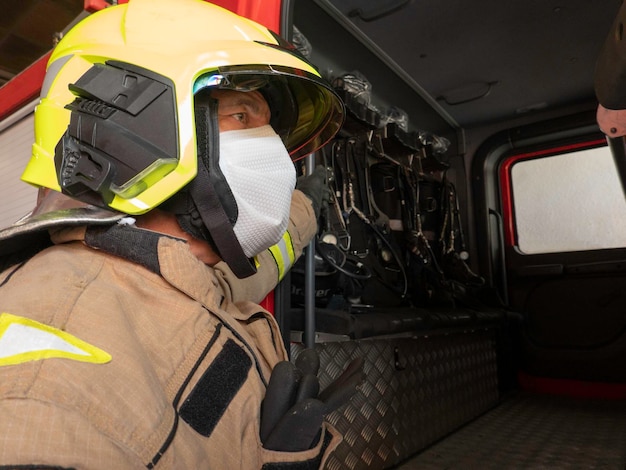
[474, 112, 626, 388]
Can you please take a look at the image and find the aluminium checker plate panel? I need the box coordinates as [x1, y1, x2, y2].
[292, 327, 500, 469]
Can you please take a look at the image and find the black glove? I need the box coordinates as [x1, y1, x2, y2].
[296, 165, 331, 219]
[260, 348, 365, 452]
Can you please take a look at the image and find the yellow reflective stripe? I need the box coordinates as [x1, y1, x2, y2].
[268, 231, 296, 281]
[0, 312, 112, 366]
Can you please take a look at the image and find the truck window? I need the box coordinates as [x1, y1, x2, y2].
[501, 140, 626, 254]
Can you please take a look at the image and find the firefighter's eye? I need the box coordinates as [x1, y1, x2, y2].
[232, 113, 245, 122]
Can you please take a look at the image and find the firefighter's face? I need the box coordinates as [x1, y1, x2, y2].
[212, 89, 271, 132]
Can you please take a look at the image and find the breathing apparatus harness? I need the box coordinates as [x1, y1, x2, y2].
[315, 131, 410, 305]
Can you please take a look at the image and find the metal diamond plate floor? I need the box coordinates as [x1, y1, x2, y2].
[394, 391, 626, 469]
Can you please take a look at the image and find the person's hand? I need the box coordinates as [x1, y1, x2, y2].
[260, 349, 365, 452]
[296, 165, 331, 220]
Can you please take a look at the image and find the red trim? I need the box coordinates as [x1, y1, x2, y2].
[207, 0, 281, 33]
[85, 0, 128, 11]
[84, 0, 110, 13]
[0, 52, 49, 121]
[499, 157, 516, 247]
[499, 138, 607, 247]
[259, 293, 275, 313]
[518, 370, 626, 400]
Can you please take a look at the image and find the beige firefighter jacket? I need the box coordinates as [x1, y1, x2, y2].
[0, 190, 337, 469]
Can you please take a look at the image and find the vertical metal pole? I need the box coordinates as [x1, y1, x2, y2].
[273, 271, 292, 359]
[304, 153, 316, 348]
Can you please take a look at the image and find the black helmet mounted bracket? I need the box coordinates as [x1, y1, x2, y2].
[55, 61, 179, 207]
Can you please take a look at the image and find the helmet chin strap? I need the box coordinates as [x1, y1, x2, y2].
[162, 95, 257, 278]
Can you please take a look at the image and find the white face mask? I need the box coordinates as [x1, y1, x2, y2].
[218, 125, 296, 257]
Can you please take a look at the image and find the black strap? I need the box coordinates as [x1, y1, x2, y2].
[188, 165, 256, 278]
[188, 92, 256, 278]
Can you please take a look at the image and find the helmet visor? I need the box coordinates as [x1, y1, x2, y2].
[194, 65, 344, 160]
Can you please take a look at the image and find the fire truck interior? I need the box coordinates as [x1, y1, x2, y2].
[1, 0, 626, 468]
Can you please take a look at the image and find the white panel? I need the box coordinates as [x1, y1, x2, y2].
[0, 114, 38, 229]
[512, 146, 626, 254]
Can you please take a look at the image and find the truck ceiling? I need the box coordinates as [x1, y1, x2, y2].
[0, 0, 621, 130]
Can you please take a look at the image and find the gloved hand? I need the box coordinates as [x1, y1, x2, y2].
[296, 165, 331, 219]
[260, 348, 365, 452]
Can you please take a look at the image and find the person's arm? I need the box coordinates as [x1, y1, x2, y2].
[214, 189, 317, 304]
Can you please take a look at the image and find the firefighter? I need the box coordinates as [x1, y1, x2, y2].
[0, 0, 361, 468]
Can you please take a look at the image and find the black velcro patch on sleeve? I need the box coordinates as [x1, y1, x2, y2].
[179, 339, 252, 437]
